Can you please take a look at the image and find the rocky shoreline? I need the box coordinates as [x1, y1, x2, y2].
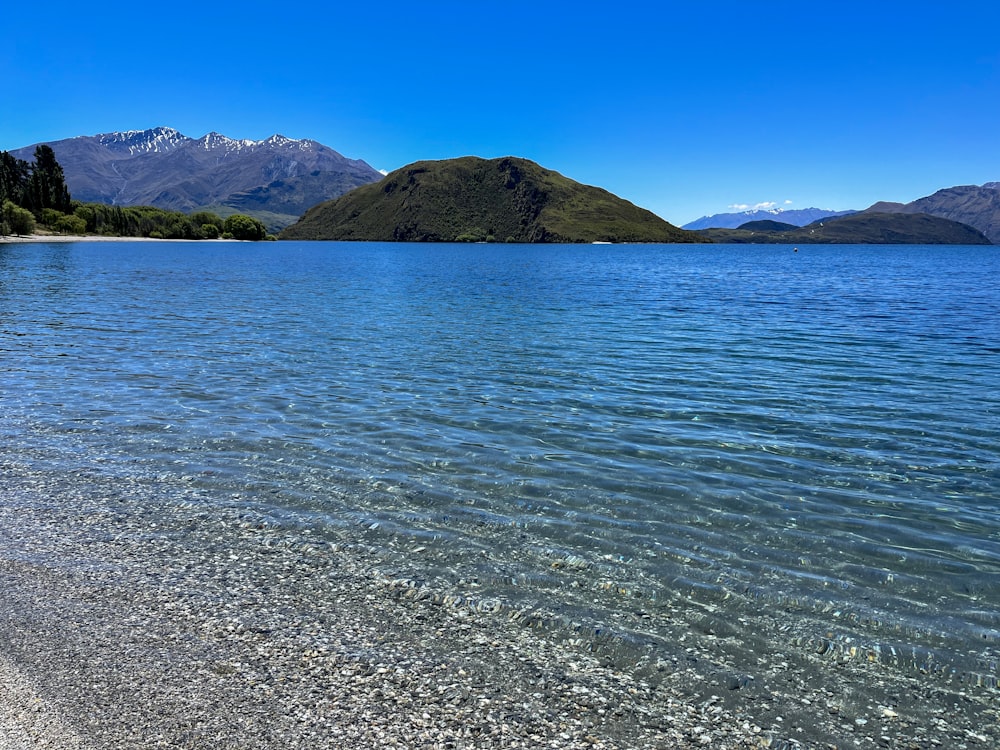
[1, 458, 997, 750]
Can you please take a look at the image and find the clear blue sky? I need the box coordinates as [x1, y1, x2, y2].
[3, 1, 999, 226]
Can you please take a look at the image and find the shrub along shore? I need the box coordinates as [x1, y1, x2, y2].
[1, 202, 276, 242]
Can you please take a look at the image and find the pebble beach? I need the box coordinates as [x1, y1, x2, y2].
[2, 455, 997, 750]
[0, 453, 767, 750]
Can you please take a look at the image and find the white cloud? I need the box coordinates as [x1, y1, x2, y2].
[379, 169, 389, 176]
[728, 200, 798, 212]
[730, 201, 778, 211]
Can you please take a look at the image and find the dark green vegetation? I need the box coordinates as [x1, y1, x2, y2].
[281, 157, 704, 243]
[2, 147, 272, 240]
[222, 213, 268, 241]
[737, 219, 798, 232]
[696, 212, 992, 245]
[866, 182, 1000, 244]
[69, 204, 272, 240]
[1, 145, 72, 235]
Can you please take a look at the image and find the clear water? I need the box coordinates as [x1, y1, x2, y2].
[2, 240, 998, 690]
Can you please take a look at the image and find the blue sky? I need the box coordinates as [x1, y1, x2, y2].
[3, 1, 999, 226]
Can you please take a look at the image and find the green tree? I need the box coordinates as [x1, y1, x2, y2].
[455, 227, 487, 242]
[54, 213, 87, 235]
[74, 204, 97, 232]
[2, 200, 36, 235]
[24, 145, 71, 215]
[39, 208, 65, 227]
[223, 213, 267, 241]
[0, 152, 29, 206]
[191, 211, 224, 231]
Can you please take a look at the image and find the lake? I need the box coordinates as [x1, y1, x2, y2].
[1, 240, 998, 743]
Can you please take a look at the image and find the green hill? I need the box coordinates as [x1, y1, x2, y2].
[696, 212, 991, 244]
[280, 156, 704, 243]
[737, 219, 798, 232]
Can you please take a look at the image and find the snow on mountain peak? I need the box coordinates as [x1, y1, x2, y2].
[196, 132, 317, 153]
[198, 132, 257, 151]
[94, 127, 319, 157]
[262, 134, 317, 151]
[98, 127, 189, 155]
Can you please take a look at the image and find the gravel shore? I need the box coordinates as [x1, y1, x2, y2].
[0, 233, 152, 244]
[0, 655, 93, 750]
[2, 458, 997, 750]
[0, 233, 239, 243]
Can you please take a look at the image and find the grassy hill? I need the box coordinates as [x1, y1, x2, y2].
[737, 219, 798, 232]
[696, 212, 992, 244]
[280, 156, 704, 243]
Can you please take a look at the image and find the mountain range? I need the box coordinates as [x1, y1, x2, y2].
[11, 127, 382, 231]
[682, 207, 856, 230]
[684, 184, 1000, 244]
[694, 212, 991, 245]
[866, 183, 1000, 244]
[10, 127, 1000, 244]
[281, 156, 704, 243]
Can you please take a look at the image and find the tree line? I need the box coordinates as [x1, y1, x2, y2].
[1, 146, 272, 240]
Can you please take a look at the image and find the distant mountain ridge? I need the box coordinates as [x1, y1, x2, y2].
[694, 212, 991, 245]
[865, 183, 1000, 244]
[281, 156, 704, 243]
[12, 127, 382, 231]
[683, 207, 856, 230]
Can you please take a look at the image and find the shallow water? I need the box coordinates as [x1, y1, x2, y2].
[2, 240, 998, 691]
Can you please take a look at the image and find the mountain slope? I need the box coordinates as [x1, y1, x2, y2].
[695, 212, 991, 244]
[281, 156, 704, 243]
[12, 127, 382, 230]
[864, 183, 1000, 244]
[683, 207, 855, 230]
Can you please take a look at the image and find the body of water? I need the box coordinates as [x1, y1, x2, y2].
[2, 240, 998, 702]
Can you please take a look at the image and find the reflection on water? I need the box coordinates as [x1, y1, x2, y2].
[2, 240, 998, 689]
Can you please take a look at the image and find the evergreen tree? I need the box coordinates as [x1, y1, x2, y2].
[25, 145, 72, 214]
[0, 152, 30, 206]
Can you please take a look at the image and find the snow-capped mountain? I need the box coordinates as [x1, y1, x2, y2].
[97, 126, 190, 155]
[12, 127, 382, 229]
[682, 207, 856, 230]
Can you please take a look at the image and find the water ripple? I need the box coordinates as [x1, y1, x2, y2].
[2, 240, 998, 692]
